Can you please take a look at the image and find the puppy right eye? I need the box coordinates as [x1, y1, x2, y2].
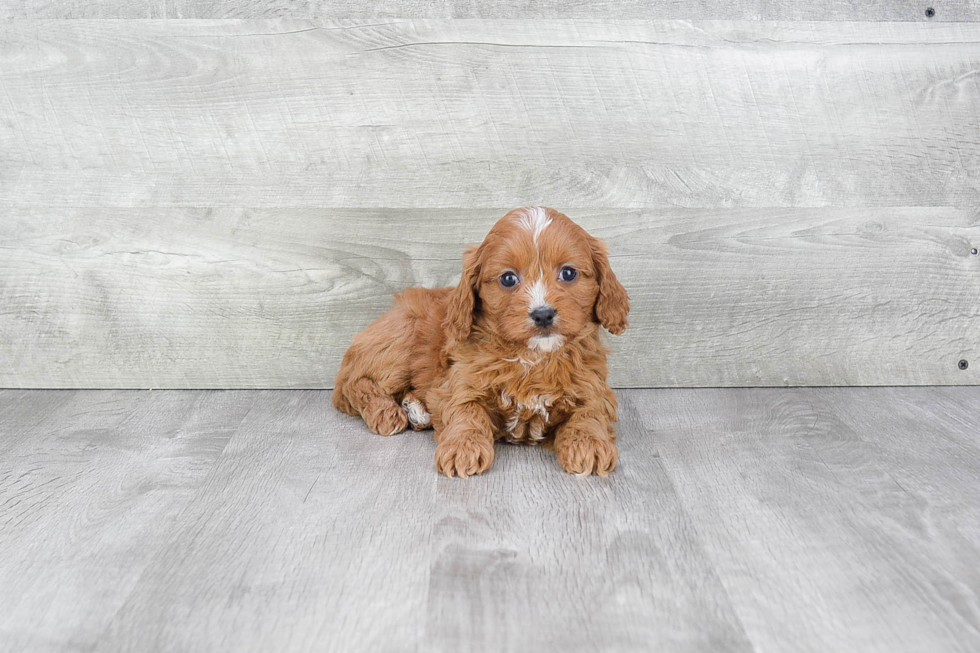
[499, 272, 519, 288]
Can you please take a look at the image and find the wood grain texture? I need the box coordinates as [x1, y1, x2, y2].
[0, 390, 76, 453]
[2, 207, 977, 388]
[2, 20, 979, 208]
[0, 389, 252, 652]
[4, 0, 980, 21]
[424, 399, 754, 653]
[3, 387, 980, 651]
[627, 387, 980, 653]
[93, 390, 437, 653]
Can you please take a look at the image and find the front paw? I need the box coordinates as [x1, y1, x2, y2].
[363, 399, 408, 436]
[556, 430, 618, 477]
[435, 434, 494, 478]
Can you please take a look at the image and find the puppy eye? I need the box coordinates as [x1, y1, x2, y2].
[499, 272, 519, 288]
[560, 266, 578, 282]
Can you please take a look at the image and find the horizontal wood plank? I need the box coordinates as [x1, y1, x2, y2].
[1, 207, 976, 388]
[1, 20, 979, 208]
[3, 1, 979, 21]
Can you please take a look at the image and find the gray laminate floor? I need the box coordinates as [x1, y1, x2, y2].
[1, 387, 979, 652]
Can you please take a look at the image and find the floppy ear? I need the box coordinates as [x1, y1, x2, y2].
[444, 244, 482, 344]
[591, 237, 630, 335]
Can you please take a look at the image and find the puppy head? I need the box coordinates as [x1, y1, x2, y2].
[445, 207, 629, 351]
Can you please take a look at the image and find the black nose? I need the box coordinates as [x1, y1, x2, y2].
[530, 306, 556, 328]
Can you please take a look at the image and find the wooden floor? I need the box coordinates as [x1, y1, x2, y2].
[2, 387, 979, 652]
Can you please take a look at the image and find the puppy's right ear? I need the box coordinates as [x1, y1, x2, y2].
[444, 244, 482, 344]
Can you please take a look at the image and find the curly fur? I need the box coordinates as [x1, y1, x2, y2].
[333, 207, 630, 477]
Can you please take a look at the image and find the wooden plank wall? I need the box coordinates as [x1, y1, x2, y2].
[1, 7, 978, 388]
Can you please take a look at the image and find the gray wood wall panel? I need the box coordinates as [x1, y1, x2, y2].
[4, 1, 980, 21]
[2, 20, 979, 208]
[2, 207, 976, 388]
[2, 17, 978, 388]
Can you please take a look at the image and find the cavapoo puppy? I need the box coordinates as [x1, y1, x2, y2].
[333, 207, 629, 477]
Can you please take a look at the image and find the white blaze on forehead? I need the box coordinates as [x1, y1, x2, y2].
[515, 206, 552, 245]
[527, 279, 549, 311]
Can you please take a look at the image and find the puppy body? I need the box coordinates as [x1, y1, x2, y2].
[333, 207, 629, 477]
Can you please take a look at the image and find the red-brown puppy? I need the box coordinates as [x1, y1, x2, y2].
[333, 207, 630, 477]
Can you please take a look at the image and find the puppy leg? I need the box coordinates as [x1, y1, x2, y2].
[434, 402, 495, 478]
[345, 377, 409, 436]
[554, 411, 618, 477]
[332, 299, 417, 434]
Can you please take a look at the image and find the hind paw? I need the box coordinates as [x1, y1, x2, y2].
[401, 395, 432, 431]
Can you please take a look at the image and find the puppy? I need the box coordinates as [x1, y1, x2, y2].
[333, 207, 630, 477]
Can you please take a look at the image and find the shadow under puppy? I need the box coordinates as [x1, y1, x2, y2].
[333, 207, 630, 477]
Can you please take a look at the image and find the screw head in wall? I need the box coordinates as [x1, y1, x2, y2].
[972, 248, 978, 255]
[959, 360, 969, 370]
[925, 7, 935, 18]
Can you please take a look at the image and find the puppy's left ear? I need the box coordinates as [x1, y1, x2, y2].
[443, 244, 482, 345]
[590, 237, 630, 335]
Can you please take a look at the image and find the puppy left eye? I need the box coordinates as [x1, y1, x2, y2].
[560, 266, 578, 282]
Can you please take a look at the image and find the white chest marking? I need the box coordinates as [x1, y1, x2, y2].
[519, 395, 551, 421]
[527, 334, 564, 352]
[503, 394, 552, 445]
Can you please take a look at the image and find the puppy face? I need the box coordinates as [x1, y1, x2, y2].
[445, 207, 629, 350]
